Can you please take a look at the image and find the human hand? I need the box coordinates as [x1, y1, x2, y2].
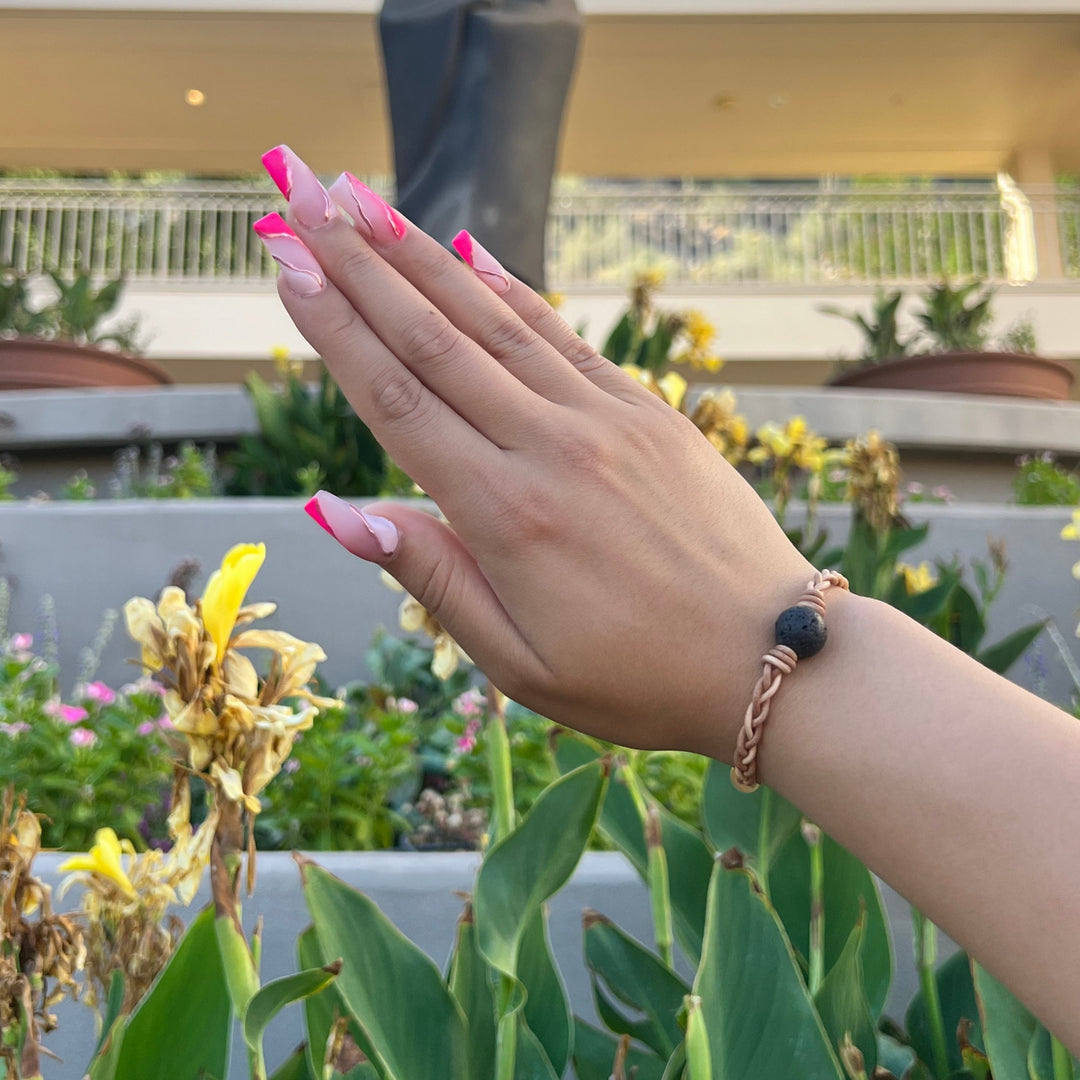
[257, 145, 814, 759]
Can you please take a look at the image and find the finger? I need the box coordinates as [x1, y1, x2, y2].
[451, 229, 648, 404]
[253, 213, 500, 504]
[303, 491, 545, 694]
[263, 145, 556, 449]
[328, 171, 605, 408]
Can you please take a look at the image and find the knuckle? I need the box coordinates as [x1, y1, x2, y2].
[368, 367, 429, 427]
[480, 312, 537, 359]
[563, 335, 610, 378]
[413, 550, 457, 621]
[399, 314, 465, 368]
[335, 244, 378, 282]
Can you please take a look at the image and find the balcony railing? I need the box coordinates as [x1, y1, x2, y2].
[1, 178, 1077, 288]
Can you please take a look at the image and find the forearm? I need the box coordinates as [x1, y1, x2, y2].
[706, 592, 1080, 1051]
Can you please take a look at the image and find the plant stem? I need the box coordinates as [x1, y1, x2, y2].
[912, 907, 951, 1080]
[1052, 1035, 1075, 1080]
[494, 976, 517, 1080]
[757, 787, 774, 898]
[623, 752, 650, 826]
[645, 806, 674, 968]
[486, 682, 515, 845]
[804, 821, 825, 997]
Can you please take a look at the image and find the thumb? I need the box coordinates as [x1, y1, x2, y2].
[303, 491, 539, 690]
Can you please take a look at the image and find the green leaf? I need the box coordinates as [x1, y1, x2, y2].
[684, 994, 713, 1080]
[883, 524, 930, 560]
[269, 1047, 316, 1080]
[113, 907, 231, 1080]
[301, 862, 469, 1080]
[691, 859, 844, 1079]
[570, 1020, 668, 1080]
[518, 910, 572, 1077]
[244, 964, 342, 1055]
[769, 832, 893, 1018]
[95, 971, 126, 1056]
[971, 962, 1036, 1080]
[889, 577, 955, 624]
[945, 585, 986, 655]
[215, 914, 260, 1022]
[475, 759, 607, 979]
[813, 918, 877, 1073]
[514, 1019, 560, 1080]
[447, 907, 497, 1080]
[555, 736, 712, 963]
[583, 911, 688, 1058]
[905, 951, 982, 1077]
[602, 312, 635, 365]
[876, 1032, 916, 1078]
[297, 926, 379, 1080]
[976, 622, 1045, 676]
[1026, 1026, 1079, 1080]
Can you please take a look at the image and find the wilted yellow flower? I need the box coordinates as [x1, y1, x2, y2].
[673, 310, 724, 372]
[691, 389, 749, 465]
[899, 561, 938, 596]
[624, 365, 688, 411]
[846, 430, 903, 533]
[382, 571, 471, 680]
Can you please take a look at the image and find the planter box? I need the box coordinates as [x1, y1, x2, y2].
[33, 851, 947, 1080]
[0, 338, 172, 391]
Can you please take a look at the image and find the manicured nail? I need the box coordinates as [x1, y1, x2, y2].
[305, 491, 400, 559]
[261, 144, 334, 229]
[328, 172, 407, 245]
[253, 213, 325, 296]
[452, 230, 510, 294]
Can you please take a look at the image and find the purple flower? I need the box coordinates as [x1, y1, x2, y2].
[137, 721, 156, 737]
[44, 700, 89, 725]
[69, 728, 97, 748]
[82, 681, 116, 705]
[0, 722, 30, 737]
[283, 758, 300, 774]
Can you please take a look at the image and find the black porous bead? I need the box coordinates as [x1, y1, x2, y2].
[774, 605, 827, 659]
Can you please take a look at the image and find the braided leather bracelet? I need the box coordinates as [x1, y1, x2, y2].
[731, 569, 850, 792]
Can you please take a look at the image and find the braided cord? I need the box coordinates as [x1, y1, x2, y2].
[731, 569, 849, 792]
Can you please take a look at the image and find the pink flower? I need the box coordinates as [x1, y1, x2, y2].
[137, 721, 156, 736]
[69, 728, 97, 748]
[157, 714, 174, 731]
[283, 758, 300, 774]
[9, 633, 32, 652]
[387, 697, 419, 715]
[0, 722, 30, 737]
[452, 688, 487, 719]
[455, 718, 482, 753]
[44, 700, 89, 725]
[82, 681, 116, 705]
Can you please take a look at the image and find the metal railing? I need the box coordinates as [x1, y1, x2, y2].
[1, 178, 1077, 287]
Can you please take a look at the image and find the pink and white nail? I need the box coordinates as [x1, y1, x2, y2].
[328, 172, 407, 245]
[305, 490, 400, 560]
[252, 213, 325, 296]
[262, 144, 334, 229]
[452, 231, 511, 294]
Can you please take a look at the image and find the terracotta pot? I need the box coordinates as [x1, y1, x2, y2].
[829, 351, 1074, 400]
[0, 337, 172, 390]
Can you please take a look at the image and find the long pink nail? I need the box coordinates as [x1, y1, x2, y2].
[305, 491, 400, 559]
[328, 172, 407, 245]
[452, 230, 511, 294]
[262, 144, 334, 229]
[253, 214, 325, 296]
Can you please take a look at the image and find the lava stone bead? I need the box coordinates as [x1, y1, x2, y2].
[774, 605, 827, 659]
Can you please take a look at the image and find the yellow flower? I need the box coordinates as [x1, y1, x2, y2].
[382, 571, 471, 680]
[59, 828, 137, 900]
[201, 543, 266, 664]
[899, 561, 938, 596]
[1061, 509, 1080, 541]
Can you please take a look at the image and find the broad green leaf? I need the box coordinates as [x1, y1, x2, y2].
[94, 971, 125, 1056]
[684, 995, 713, 1080]
[554, 736, 711, 962]
[269, 1047, 316, 1080]
[215, 914, 260, 1021]
[889, 577, 955, 624]
[692, 859, 844, 1079]
[1027, 1027, 1079, 1080]
[883, 523, 931, 560]
[301, 862, 469, 1080]
[876, 1032, 916, 1078]
[583, 912, 688, 1058]
[297, 926, 379, 1080]
[972, 962, 1036, 1080]
[475, 760, 607, 978]
[976, 622, 1045, 676]
[244, 965, 342, 1055]
[447, 907, 497, 1080]
[944, 584, 986, 655]
[113, 907, 231, 1080]
[514, 1019, 560, 1080]
[905, 951, 982, 1077]
[518, 910, 572, 1077]
[570, 1020, 668, 1080]
[769, 832, 893, 1017]
[813, 919, 877, 1074]
[85, 1015, 125, 1080]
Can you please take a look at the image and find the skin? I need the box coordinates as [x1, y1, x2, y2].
[268, 163, 1080, 1054]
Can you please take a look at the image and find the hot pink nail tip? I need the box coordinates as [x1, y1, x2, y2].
[261, 146, 292, 198]
[328, 172, 407, 242]
[261, 144, 333, 227]
[252, 213, 324, 294]
[306, 491, 399, 559]
[453, 230, 510, 293]
[253, 211, 294, 238]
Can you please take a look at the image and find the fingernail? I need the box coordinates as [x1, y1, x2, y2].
[305, 491, 400, 559]
[328, 172, 407, 245]
[253, 213, 325, 296]
[262, 144, 334, 229]
[452, 230, 510, 294]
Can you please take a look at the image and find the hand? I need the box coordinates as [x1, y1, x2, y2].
[257, 146, 814, 758]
